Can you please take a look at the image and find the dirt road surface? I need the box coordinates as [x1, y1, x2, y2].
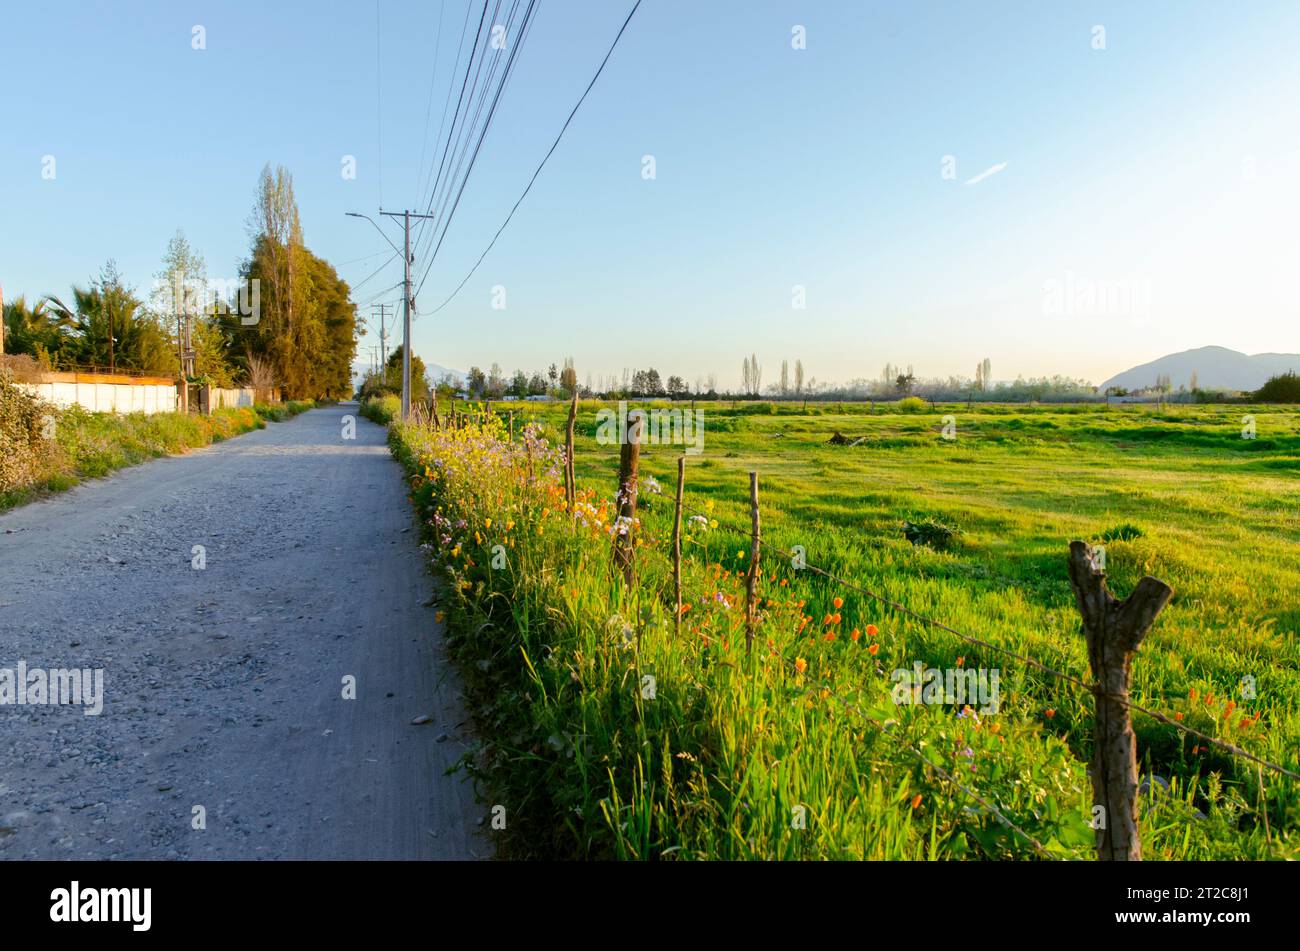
[0, 406, 485, 859]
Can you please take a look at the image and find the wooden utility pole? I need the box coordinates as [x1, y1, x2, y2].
[1067, 540, 1173, 861]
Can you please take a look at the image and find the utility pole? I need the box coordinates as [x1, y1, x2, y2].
[0, 283, 5, 355]
[371, 303, 392, 367]
[346, 209, 435, 421]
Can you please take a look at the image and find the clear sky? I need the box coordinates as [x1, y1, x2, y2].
[4, 1, 1300, 389]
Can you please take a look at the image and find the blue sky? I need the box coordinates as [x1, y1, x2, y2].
[4, 1, 1300, 388]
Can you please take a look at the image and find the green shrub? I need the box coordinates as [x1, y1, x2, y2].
[896, 396, 928, 413]
[902, 517, 959, 550]
[360, 394, 401, 425]
[1097, 522, 1145, 543]
[0, 371, 57, 493]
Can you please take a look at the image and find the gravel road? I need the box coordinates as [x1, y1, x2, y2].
[0, 405, 485, 859]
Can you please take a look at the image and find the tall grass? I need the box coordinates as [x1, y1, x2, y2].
[0, 402, 297, 511]
[389, 411, 1294, 859]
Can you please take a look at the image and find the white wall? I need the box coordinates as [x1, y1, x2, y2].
[210, 387, 255, 409]
[19, 381, 178, 415]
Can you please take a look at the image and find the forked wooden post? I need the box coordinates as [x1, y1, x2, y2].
[612, 411, 642, 586]
[672, 456, 686, 638]
[1067, 540, 1174, 862]
[564, 390, 578, 513]
[745, 472, 760, 654]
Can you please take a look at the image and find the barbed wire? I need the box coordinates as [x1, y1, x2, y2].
[677, 501, 1300, 782]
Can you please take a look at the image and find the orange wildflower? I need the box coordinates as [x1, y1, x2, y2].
[850, 628, 861, 642]
[866, 624, 878, 638]
[868, 644, 879, 656]
[832, 596, 844, 610]
[910, 794, 922, 810]
[794, 657, 807, 674]
[1044, 708, 1056, 718]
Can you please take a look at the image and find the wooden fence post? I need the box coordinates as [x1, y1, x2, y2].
[672, 456, 686, 638]
[612, 410, 642, 586]
[564, 390, 578, 512]
[1067, 540, 1174, 861]
[745, 472, 760, 654]
[508, 410, 514, 441]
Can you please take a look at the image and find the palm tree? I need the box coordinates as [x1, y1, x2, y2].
[45, 263, 172, 374]
[2, 294, 71, 365]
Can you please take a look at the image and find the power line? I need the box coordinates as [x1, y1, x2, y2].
[416, 0, 548, 298]
[350, 251, 400, 294]
[414, 0, 515, 271]
[420, 0, 643, 312]
[413, 0, 449, 201]
[413, 0, 480, 254]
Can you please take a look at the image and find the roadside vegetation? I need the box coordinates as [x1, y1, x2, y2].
[0, 371, 314, 512]
[383, 398, 1300, 860]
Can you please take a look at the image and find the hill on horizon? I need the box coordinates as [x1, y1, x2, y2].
[1099, 346, 1300, 392]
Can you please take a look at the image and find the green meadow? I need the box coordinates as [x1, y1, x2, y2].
[397, 399, 1300, 859]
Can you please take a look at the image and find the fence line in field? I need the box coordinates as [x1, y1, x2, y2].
[680, 500, 1299, 784]
[433, 400, 1295, 859]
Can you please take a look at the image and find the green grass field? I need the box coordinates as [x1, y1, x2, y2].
[392, 399, 1300, 859]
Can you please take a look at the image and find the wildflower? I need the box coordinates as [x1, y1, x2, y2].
[832, 596, 843, 610]
[850, 628, 861, 642]
[831, 613, 841, 625]
[955, 656, 964, 667]
[1224, 700, 1236, 716]
[1189, 688, 1198, 703]
[484, 518, 492, 529]
[866, 624, 878, 638]
[1239, 717, 1251, 729]
[823, 614, 833, 626]
[910, 794, 922, 810]
[1044, 708, 1055, 718]
[1174, 712, 1184, 722]
[794, 657, 807, 674]
[823, 630, 835, 642]
[868, 644, 879, 656]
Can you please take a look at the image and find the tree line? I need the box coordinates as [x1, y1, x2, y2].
[2, 164, 357, 400]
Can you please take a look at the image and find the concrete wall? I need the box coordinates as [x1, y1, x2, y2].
[209, 386, 256, 409]
[18, 374, 178, 415]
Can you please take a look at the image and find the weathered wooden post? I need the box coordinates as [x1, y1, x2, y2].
[745, 472, 760, 654]
[508, 410, 514, 441]
[1067, 540, 1174, 861]
[672, 456, 686, 638]
[564, 390, 578, 512]
[612, 410, 642, 586]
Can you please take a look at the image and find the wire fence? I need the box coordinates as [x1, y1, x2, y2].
[425, 403, 1297, 857]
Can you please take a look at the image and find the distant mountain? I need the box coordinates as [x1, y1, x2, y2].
[1099, 346, 1300, 393]
[424, 363, 465, 384]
